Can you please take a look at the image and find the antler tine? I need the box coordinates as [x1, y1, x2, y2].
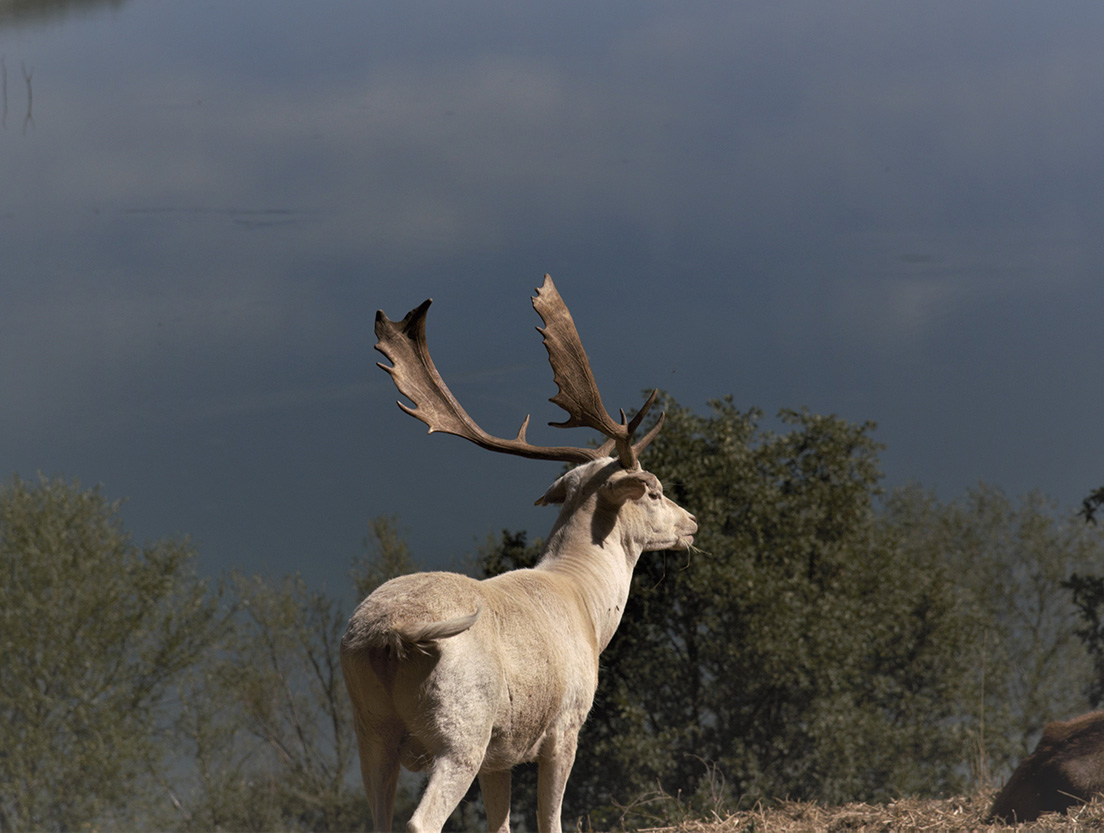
[532, 275, 663, 469]
[625, 389, 659, 436]
[631, 409, 665, 457]
[375, 299, 603, 464]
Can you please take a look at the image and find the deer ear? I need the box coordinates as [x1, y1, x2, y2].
[535, 476, 570, 506]
[600, 471, 648, 507]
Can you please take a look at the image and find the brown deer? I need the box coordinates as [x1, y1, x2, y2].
[987, 711, 1104, 823]
[341, 276, 697, 833]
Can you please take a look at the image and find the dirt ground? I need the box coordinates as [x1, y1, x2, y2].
[636, 793, 1104, 832]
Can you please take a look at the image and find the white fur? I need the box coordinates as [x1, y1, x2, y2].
[341, 457, 697, 833]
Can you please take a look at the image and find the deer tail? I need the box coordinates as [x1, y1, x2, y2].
[396, 608, 480, 648]
[342, 606, 481, 659]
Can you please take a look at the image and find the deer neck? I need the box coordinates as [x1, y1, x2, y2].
[537, 513, 641, 653]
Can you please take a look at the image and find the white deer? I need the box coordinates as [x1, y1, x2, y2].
[341, 276, 697, 833]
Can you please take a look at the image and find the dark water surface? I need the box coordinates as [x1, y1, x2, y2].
[3, 0, 1103, 587]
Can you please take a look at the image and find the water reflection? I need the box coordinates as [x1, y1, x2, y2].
[0, 58, 34, 132]
[1, 0, 1102, 595]
[1, 0, 116, 138]
[0, 0, 127, 29]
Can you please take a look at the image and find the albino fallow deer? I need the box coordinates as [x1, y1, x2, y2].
[341, 275, 697, 833]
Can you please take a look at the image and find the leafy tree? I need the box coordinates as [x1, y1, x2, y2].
[1081, 485, 1104, 525]
[886, 484, 1099, 782]
[0, 474, 221, 831]
[1068, 576, 1104, 705]
[479, 395, 981, 827]
[174, 571, 369, 831]
[173, 514, 429, 831]
[1063, 485, 1104, 711]
[352, 513, 419, 599]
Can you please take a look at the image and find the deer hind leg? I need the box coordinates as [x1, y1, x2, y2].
[352, 716, 401, 832]
[407, 751, 483, 833]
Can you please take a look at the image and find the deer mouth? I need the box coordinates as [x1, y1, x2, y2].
[675, 520, 698, 550]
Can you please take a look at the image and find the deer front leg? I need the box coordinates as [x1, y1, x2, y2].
[478, 768, 512, 833]
[536, 728, 579, 833]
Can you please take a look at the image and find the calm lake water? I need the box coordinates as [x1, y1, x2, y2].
[3, 0, 1103, 588]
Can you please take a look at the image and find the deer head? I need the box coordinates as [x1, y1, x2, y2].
[374, 275, 662, 470]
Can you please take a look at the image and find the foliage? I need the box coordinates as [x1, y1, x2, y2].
[0, 474, 221, 831]
[173, 571, 370, 831]
[555, 395, 981, 824]
[171, 513, 427, 831]
[1064, 480, 1104, 710]
[5, 403, 1098, 831]
[886, 484, 1099, 781]
[1079, 485, 1104, 525]
[1047, 487, 1104, 701]
[477, 394, 1099, 828]
[1067, 576, 1104, 706]
[352, 513, 419, 599]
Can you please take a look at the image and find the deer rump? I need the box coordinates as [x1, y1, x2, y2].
[342, 568, 598, 770]
[988, 711, 1104, 823]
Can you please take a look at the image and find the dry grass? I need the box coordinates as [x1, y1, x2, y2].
[632, 793, 1104, 832]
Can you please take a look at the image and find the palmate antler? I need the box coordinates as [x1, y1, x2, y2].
[374, 274, 663, 469]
